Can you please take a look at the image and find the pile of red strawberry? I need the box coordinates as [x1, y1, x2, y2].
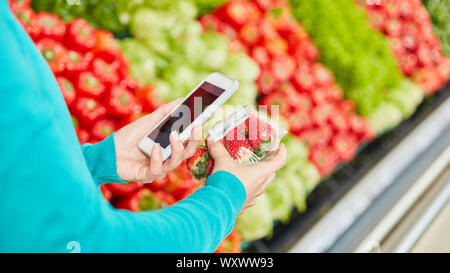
[361, 0, 450, 93]
[201, 0, 374, 176]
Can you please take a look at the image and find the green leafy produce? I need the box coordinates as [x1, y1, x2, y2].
[422, 0, 450, 56]
[119, 3, 259, 104]
[266, 179, 293, 222]
[280, 170, 307, 212]
[235, 193, 273, 242]
[290, 0, 404, 116]
[32, 0, 128, 34]
[367, 102, 403, 133]
[386, 80, 424, 119]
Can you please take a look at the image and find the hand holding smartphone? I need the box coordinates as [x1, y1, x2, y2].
[138, 73, 239, 160]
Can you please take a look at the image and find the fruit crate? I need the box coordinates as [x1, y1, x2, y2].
[245, 81, 450, 253]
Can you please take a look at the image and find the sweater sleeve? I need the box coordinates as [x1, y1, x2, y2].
[0, 4, 246, 253]
[81, 134, 127, 185]
[88, 171, 246, 253]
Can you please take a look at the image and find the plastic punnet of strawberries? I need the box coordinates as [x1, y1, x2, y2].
[186, 106, 287, 180]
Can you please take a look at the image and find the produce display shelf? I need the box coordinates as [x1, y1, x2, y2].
[245, 82, 450, 253]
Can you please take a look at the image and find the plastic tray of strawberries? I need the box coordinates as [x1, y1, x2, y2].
[186, 106, 287, 180]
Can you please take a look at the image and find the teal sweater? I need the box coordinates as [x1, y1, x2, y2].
[0, 3, 246, 253]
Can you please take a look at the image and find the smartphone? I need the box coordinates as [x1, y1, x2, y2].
[138, 72, 239, 160]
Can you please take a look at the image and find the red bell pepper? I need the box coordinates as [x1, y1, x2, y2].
[107, 86, 138, 118]
[114, 188, 173, 212]
[165, 165, 198, 201]
[291, 65, 314, 92]
[135, 85, 161, 113]
[90, 119, 115, 141]
[120, 76, 139, 94]
[106, 182, 143, 200]
[250, 46, 270, 67]
[65, 18, 96, 53]
[286, 109, 312, 135]
[309, 145, 339, 176]
[11, 5, 41, 41]
[8, 0, 31, 9]
[348, 114, 374, 142]
[238, 23, 261, 46]
[216, 1, 261, 30]
[270, 54, 296, 82]
[100, 184, 113, 202]
[145, 176, 170, 192]
[214, 229, 242, 253]
[328, 111, 349, 132]
[73, 97, 106, 127]
[64, 51, 92, 78]
[310, 103, 333, 127]
[90, 57, 120, 87]
[92, 30, 121, 63]
[312, 63, 334, 88]
[36, 38, 67, 74]
[331, 133, 358, 162]
[72, 115, 89, 144]
[199, 14, 221, 33]
[75, 71, 105, 98]
[256, 70, 277, 95]
[76, 128, 90, 144]
[56, 76, 76, 107]
[35, 12, 66, 41]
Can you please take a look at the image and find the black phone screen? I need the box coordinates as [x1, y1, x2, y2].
[147, 82, 225, 149]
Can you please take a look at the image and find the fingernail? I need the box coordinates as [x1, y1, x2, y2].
[171, 131, 179, 139]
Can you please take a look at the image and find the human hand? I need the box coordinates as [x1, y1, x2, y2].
[206, 137, 287, 214]
[114, 99, 202, 183]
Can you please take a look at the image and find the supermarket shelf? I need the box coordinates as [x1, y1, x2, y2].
[356, 145, 450, 252]
[245, 83, 450, 253]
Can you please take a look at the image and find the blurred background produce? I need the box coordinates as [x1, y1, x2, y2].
[10, 0, 449, 252]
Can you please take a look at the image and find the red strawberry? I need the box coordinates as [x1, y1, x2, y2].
[246, 115, 275, 154]
[186, 147, 214, 180]
[224, 127, 255, 162]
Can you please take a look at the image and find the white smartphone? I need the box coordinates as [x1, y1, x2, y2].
[138, 72, 239, 160]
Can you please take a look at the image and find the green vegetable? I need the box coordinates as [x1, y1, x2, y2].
[386, 80, 424, 119]
[266, 179, 293, 222]
[422, 0, 450, 56]
[290, 0, 404, 116]
[280, 171, 307, 212]
[367, 102, 404, 134]
[236, 193, 273, 242]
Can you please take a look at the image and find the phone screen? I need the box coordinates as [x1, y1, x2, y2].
[147, 82, 225, 149]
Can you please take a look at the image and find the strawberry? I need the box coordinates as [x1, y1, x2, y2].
[186, 147, 214, 180]
[246, 115, 275, 154]
[224, 127, 255, 162]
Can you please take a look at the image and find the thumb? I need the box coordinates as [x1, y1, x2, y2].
[206, 137, 232, 162]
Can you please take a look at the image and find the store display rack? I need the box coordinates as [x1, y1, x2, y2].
[246, 82, 450, 253]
